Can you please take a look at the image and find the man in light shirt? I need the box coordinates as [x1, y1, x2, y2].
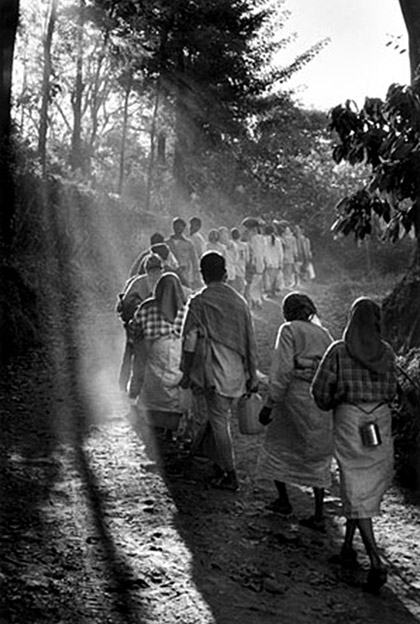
[189, 216, 207, 261]
[166, 217, 201, 289]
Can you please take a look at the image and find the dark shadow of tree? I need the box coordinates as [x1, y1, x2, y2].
[0, 182, 151, 624]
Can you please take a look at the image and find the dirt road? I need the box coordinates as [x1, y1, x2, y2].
[1, 281, 420, 623]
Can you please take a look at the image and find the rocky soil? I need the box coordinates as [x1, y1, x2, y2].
[1, 277, 420, 624]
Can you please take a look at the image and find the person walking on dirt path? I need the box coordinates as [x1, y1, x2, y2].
[218, 226, 237, 289]
[206, 228, 226, 256]
[293, 225, 306, 287]
[129, 232, 178, 278]
[131, 272, 190, 440]
[231, 227, 249, 296]
[166, 217, 201, 289]
[245, 220, 265, 309]
[257, 292, 333, 531]
[279, 224, 298, 288]
[300, 225, 315, 282]
[263, 224, 284, 297]
[180, 252, 258, 492]
[311, 297, 397, 594]
[189, 216, 207, 261]
[117, 253, 163, 396]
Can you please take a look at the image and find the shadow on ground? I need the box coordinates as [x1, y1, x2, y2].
[127, 404, 420, 624]
[0, 197, 152, 624]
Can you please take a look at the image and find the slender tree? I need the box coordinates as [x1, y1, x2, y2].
[38, 0, 58, 174]
[117, 70, 132, 195]
[0, 0, 19, 250]
[70, 0, 85, 171]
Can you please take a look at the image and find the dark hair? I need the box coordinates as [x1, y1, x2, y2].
[208, 229, 219, 243]
[283, 292, 317, 322]
[190, 216, 201, 228]
[200, 251, 226, 283]
[264, 224, 275, 245]
[150, 242, 169, 261]
[150, 232, 164, 245]
[144, 253, 163, 272]
[231, 227, 240, 241]
[173, 217, 186, 229]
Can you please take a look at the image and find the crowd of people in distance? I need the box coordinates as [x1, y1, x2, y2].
[116, 215, 397, 596]
[124, 215, 315, 311]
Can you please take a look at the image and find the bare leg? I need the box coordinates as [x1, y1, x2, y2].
[343, 519, 357, 551]
[266, 480, 293, 514]
[357, 518, 388, 592]
[274, 480, 290, 505]
[313, 487, 324, 521]
[357, 518, 383, 570]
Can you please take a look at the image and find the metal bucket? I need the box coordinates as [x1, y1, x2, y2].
[360, 422, 382, 447]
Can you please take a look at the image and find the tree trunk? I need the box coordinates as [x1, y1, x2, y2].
[145, 81, 160, 212]
[70, 0, 85, 171]
[0, 0, 19, 254]
[87, 34, 109, 177]
[157, 131, 166, 164]
[0, 1, 41, 364]
[172, 48, 193, 200]
[38, 0, 57, 175]
[117, 73, 132, 196]
[399, 0, 420, 82]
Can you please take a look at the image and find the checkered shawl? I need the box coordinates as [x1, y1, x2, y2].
[133, 301, 185, 339]
[311, 340, 397, 411]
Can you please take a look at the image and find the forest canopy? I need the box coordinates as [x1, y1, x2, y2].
[12, 0, 344, 222]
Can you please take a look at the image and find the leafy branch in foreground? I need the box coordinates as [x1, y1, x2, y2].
[329, 82, 420, 248]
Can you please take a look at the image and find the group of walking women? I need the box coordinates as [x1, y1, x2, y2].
[118, 239, 397, 596]
[259, 292, 396, 595]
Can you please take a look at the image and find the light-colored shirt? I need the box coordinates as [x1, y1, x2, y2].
[248, 232, 265, 274]
[281, 233, 298, 264]
[220, 242, 238, 282]
[206, 241, 226, 256]
[166, 235, 200, 287]
[264, 235, 284, 269]
[190, 231, 207, 260]
[234, 240, 249, 279]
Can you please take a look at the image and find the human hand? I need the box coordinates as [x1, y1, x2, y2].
[258, 405, 272, 425]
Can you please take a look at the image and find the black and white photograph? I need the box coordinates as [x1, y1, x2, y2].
[1, 0, 420, 622]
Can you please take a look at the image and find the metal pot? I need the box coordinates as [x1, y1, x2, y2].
[360, 422, 382, 447]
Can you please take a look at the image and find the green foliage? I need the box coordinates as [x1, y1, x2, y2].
[329, 83, 420, 243]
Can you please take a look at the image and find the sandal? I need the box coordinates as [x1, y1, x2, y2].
[363, 567, 388, 594]
[299, 515, 326, 533]
[265, 499, 293, 515]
